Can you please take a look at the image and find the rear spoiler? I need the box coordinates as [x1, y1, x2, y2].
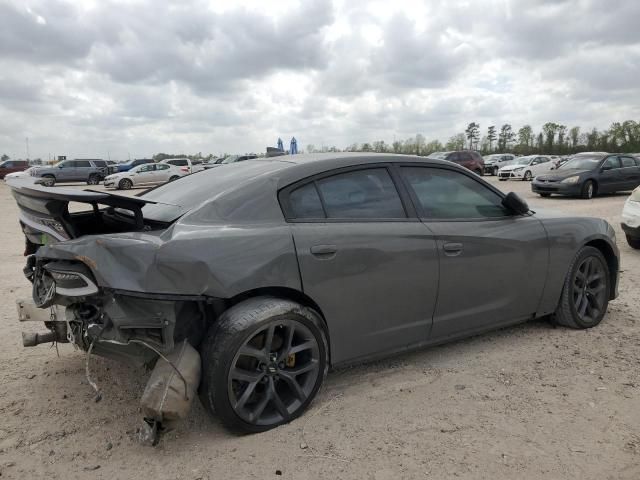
[7, 178, 157, 240]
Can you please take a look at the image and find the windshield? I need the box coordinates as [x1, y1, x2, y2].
[0, 161, 7, 168]
[428, 152, 449, 160]
[515, 157, 533, 165]
[136, 160, 288, 222]
[221, 155, 239, 164]
[559, 156, 601, 170]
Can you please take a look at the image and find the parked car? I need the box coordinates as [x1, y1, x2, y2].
[203, 154, 259, 169]
[0, 159, 29, 179]
[427, 151, 484, 175]
[483, 154, 516, 175]
[103, 163, 186, 190]
[621, 186, 640, 249]
[160, 158, 205, 174]
[7, 153, 619, 440]
[4, 167, 35, 181]
[117, 158, 154, 172]
[498, 155, 553, 181]
[30, 159, 109, 186]
[532, 153, 640, 199]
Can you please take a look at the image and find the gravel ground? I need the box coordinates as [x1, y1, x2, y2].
[0, 177, 638, 480]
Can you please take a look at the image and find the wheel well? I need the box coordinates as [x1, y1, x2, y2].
[228, 286, 330, 348]
[584, 178, 598, 193]
[585, 239, 618, 299]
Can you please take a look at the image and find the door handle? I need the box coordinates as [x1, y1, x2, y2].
[443, 242, 463, 255]
[310, 244, 337, 257]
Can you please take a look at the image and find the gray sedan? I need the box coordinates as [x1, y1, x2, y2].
[9, 153, 619, 438]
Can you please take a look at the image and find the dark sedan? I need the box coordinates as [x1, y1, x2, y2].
[532, 153, 640, 199]
[8, 153, 619, 440]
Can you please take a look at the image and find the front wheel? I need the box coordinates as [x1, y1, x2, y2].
[581, 180, 595, 199]
[41, 175, 55, 187]
[626, 234, 640, 249]
[493, 166, 499, 176]
[199, 297, 328, 433]
[118, 178, 133, 190]
[553, 246, 610, 329]
[523, 170, 532, 181]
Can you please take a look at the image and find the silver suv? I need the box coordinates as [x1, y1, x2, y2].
[484, 154, 516, 176]
[30, 159, 109, 186]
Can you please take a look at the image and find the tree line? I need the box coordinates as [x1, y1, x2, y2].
[307, 120, 640, 156]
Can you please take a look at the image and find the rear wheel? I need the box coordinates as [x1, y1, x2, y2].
[581, 180, 595, 199]
[539, 193, 551, 198]
[523, 170, 532, 181]
[169, 175, 180, 182]
[553, 246, 610, 329]
[626, 234, 640, 249]
[118, 178, 133, 190]
[87, 174, 100, 185]
[200, 297, 328, 433]
[41, 175, 55, 187]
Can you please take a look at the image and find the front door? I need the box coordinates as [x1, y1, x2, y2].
[598, 155, 623, 193]
[399, 165, 548, 341]
[282, 166, 439, 365]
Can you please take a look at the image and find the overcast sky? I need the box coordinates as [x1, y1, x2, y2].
[1, 0, 638, 160]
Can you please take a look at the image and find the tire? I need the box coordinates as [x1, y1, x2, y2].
[523, 170, 532, 181]
[498, 177, 507, 181]
[118, 178, 133, 190]
[552, 246, 610, 329]
[169, 175, 180, 182]
[581, 180, 595, 199]
[199, 297, 328, 433]
[87, 174, 100, 185]
[539, 193, 551, 198]
[41, 175, 55, 187]
[626, 234, 640, 249]
[493, 166, 499, 176]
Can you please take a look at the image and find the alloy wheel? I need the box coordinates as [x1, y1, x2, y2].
[227, 320, 321, 426]
[572, 256, 607, 324]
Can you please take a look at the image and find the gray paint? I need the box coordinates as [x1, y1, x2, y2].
[14, 153, 620, 367]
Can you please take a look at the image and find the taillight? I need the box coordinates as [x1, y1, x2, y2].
[181, 167, 189, 172]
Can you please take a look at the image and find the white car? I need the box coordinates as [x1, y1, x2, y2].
[103, 163, 185, 190]
[160, 157, 205, 174]
[621, 186, 640, 249]
[498, 155, 554, 181]
[483, 153, 516, 176]
[4, 167, 35, 181]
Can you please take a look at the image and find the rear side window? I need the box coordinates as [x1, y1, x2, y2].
[93, 160, 107, 167]
[402, 167, 508, 219]
[168, 159, 188, 167]
[157, 164, 170, 170]
[621, 156, 637, 168]
[289, 183, 324, 218]
[75, 160, 91, 167]
[285, 168, 406, 220]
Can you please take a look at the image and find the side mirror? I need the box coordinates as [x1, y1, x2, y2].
[601, 165, 611, 172]
[502, 192, 529, 215]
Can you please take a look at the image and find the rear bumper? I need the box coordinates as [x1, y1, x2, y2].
[531, 181, 581, 196]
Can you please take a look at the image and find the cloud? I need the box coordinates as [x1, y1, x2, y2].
[0, 0, 638, 159]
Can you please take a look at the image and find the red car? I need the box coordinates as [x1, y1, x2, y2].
[428, 151, 484, 175]
[0, 160, 29, 179]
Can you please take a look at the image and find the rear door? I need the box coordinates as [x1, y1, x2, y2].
[282, 165, 439, 365]
[399, 165, 548, 341]
[619, 155, 640, 190]
[73, 160, 92, 181]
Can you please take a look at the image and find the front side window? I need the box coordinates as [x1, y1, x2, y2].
[402, 167, 509, 219]
[286, 168, 406, 220]
[139, 164, 154, 172]
[603, 156, 621, 170]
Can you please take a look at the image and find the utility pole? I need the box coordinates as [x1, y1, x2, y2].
[25, 137, 30, 160]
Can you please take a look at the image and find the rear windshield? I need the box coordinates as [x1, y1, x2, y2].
[137, 160, 287, 222]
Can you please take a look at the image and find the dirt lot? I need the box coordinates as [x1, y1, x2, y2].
[0, 177, 638, 480]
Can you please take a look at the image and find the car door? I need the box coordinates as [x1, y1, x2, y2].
[155, 164, 172, 183]
[619, 155, 640, 190]
[282, 165, 439, 365]
[73, 160, 92, 181]
[134, 164, 155, 185]
[531, 156, 552, 177]
[598, 155, 623, 193]
[56, 160, 74, 181]
[399, 165, 548, 341]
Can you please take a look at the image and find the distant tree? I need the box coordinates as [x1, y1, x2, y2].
[361, 143, 372, 152]
[497, 124, 515, 152]
[1, 154, 9, 162]
[487, 126, 497, 152]
[542, 122, 559, 152]
[373, 140, 387, 153]
[557, 125, 567, 153]
[586, 128, 599, 150]
[536, 132, 544, 152]
[424, 140, 443, 155]
[516, 125, 533, 154]
[392, 141, 402, 153]
[446, 133, 466, 151]
[402, 137, 417, 155]
[569, 126, 580, 149]
[465, 122, 480, 150]
[345, 143, 359, 152]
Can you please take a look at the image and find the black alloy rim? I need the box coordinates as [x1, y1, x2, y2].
[573, 256, 607, 323]
[228, 320, 321, 426]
